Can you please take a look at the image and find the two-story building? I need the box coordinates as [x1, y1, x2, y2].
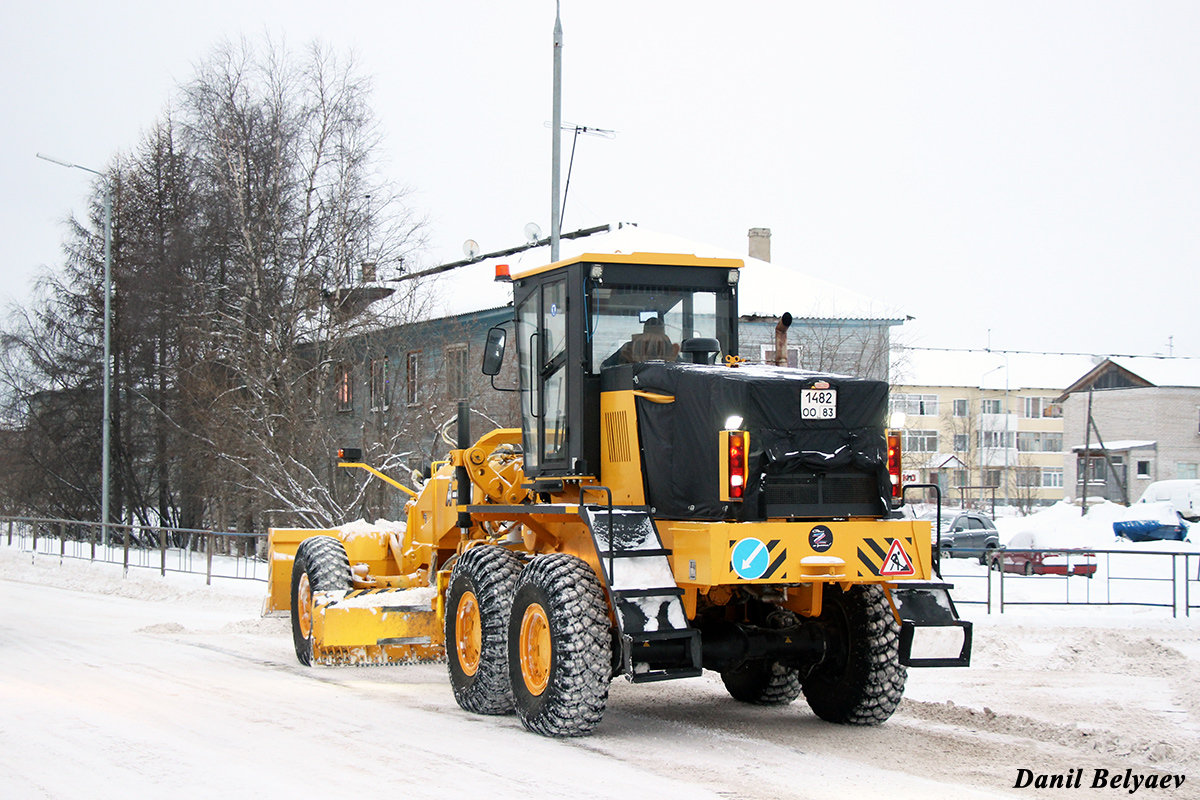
[1058, 358, 1200, 505]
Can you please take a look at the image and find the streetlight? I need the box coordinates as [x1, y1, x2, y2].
[982, 359, 1012, 510]
[980, 364, 1006, 511]
[37, 152, 113, 544]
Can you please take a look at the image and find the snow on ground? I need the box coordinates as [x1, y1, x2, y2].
[2, 540, 1198, 799]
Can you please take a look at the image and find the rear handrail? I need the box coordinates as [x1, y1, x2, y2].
[902, 483, 942, 577]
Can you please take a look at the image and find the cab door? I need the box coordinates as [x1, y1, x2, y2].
[515, 275, 570, 475]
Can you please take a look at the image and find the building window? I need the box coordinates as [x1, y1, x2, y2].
[1137, 460, 1151, 479]
[1079, 456, 1107, 483]
[445, 344, 469, 399]
[1015, 467, 1041, 487]
[1042, 467, 1064, 488]
[1178, 463, 1199, 480]
[953, 470, 969, 487]
[902, 429, 938, 453]
[953, 433, 969, 452]
[983, 469, 1001, 488]
[978, 430, 1013, 449]
[953, 398, 969, 417]
[891, 393, 939, 417]
[1017, 432, 1063, 452]
[1022, 396, 1062, 419]
[406, 352, 420, 405]
[335, 364, 353, 412]
[980, 398, 1002, 415]
[369, 358, 390, 411]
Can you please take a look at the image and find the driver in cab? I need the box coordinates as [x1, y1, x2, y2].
[602, 317, 680, 367]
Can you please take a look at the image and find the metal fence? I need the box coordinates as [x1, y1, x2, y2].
[2, 515, 1198, 618]
[0, 516, 269, 585]
[939, 546, 1200, 618]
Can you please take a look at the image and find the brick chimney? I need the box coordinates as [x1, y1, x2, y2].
[748, 227, 771, 262]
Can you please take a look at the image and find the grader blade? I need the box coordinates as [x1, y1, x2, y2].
[310, 587, 445, 666]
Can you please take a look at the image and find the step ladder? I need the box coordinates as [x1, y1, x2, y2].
[580, 505, 702, 683]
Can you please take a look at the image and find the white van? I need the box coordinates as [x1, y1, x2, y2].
[1135, 480, 1200, 522]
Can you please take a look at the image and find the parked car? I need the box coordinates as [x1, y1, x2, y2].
[923, 510, 1000, 564]
[1001, 532, 1096, 577]
[1114, 496, 1194, 542]
[1002, 550, 1097, 577]
[1134, 479, 1200, 522]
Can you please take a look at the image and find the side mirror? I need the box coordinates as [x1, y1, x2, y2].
[482, 325, 506, 376]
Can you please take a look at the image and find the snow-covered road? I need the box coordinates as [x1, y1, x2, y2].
[1, 548, 1196, 799]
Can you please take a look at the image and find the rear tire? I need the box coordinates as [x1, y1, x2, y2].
[446, 545, 523, 715]
[509, 554, 612, 737]
[722, 660, 802, 705]
[802, 585, 906, 725]
[290, 535, 352, 666]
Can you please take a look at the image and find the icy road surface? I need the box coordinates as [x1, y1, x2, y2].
[1, 547, 1198, 799]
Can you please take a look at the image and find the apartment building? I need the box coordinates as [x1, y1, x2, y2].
[890, 350, 1096, 509]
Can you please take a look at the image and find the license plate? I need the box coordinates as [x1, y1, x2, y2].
[801, 389, 837, 420]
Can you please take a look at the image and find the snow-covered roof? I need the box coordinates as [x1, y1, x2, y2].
[893, 348, 1099, 391]
[1072, 440, 1157, 452]
[894, 348, 1200, 393]
[410, 224, 904, 322]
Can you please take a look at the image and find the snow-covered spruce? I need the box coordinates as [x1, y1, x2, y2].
[508, 553, 612, 737]
[802, 584, 907, 724]
[446, 544, 524, 715]
[290, 535, 352, 666]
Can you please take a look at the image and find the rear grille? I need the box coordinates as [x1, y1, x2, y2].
[762, 471, 880, 518]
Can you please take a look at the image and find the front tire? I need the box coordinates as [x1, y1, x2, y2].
[508, 554, 612, 737]
[290, 535, 352, 666]
[446, 545, 523, 715]
[802, 585, 907, 725]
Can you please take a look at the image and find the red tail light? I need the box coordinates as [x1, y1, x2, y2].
[887, 433, 902, 499]
[728, 431, 747, 499]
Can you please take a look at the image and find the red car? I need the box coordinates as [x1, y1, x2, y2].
[1002, 549, 1096, 577]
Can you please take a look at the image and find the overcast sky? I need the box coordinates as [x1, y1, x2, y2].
[4, 1, 1198, 359]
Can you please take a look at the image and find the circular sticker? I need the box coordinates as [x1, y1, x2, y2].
[550, 303, 558, 317]
[732, 537, 770, 580]
[808, 525, 833, 553]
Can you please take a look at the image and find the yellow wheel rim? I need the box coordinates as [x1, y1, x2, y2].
[519, 602, 552, 696]
[297, 572, 313, 639]
[456, 591, 482, 677]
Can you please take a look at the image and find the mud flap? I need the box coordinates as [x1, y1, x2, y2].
[889, 582, 972, 668]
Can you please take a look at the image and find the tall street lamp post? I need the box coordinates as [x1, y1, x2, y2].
[37, 153, 113, 545]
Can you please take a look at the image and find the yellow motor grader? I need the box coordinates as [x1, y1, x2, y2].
[265, 251, 971, 737]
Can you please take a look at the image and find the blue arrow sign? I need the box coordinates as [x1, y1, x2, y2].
[732, 537, 770, 580]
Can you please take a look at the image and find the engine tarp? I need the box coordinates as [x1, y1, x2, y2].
[626, 362, 890, 520]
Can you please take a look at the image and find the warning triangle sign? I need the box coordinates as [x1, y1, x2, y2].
[880, 539, 915, 576]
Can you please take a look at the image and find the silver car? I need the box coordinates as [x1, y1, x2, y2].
[923, 510, 1000, 564]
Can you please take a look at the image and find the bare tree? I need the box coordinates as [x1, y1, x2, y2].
[0, 37, 427, 530]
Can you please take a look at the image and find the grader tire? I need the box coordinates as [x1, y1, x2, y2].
[290, 535, 352, 666]
[802, 584, 907, 725]
[721, 661, 803, 705]
[446, 545, 523, 715]
[508, 554, 612, 737]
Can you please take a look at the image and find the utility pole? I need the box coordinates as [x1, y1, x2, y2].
[551, 1, 563, 263]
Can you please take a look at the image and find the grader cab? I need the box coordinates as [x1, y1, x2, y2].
[266, 251, 971, 737]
